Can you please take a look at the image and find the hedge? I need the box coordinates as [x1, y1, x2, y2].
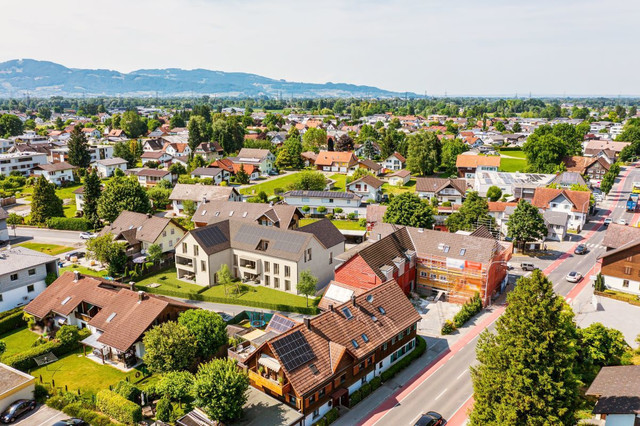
[46, 217, 91, 231]
[63, 402, 117, 426]
[380, 336, 427, 382]
[596, 290, 640, 306]
[0, 311, 27, 335]
[136, 285, 319, 315]
[113, 380, 142, 402]
[313, 407, 339, 426]
[0, 306, 23, 320]
[96, 389, 142, 425]
[441, 293, 483, 335]
[3, 328, 90, 370]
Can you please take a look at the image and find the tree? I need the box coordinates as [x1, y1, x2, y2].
[146, 243, 163, 265]
[178, 309, 228, 359]
[360, 139, 377, 160]
[446, 192, 495, 233]
[297, 270, 318, 307]
[182, 200, 197, 217]
[0, 114, 24, 138]
[156, 371, 195, 404]
[383, 193, 434, 228]
[120, 110, 147, 138]
[594, 272, 605, 292]
[211, 116, 245, 154]
[511, 122, 522, 133]
[147, 185, 172, 210]
[83, 169, 102, 229]
[54, 116, 65, 130]
[188, 155, 207, 172]
[147, 118, 161, 133]
[335, 134, 354, 152]
[275, 137, 303, 169]
[486, 186, 502, 202]
[113, 141, 136, 168]
[97, 176, 151, 223]
[494, 121, 506, 132]
[67, 126, 91, 168]
[193, 359, 249, 423]
[288, 171, 326, 191]
[440, 139, 468, 174]
[506, 199, 548, 253]
[170, 114, 186, 128]
[142, 321, 197, 373]
[188, 115, 211, 152]
[347, 167, 374, 184]
[216, 264, 233, 297]
[30, 176, 64, 225]
[576, 322, 628, 384]
[302, 127, 327, 152]
[169, 163, 187, 176]
[235, 164, 250, 184]
[522, 133, 567, 173]
[86, 234, 114, 266]
[406, 132, 441, 176]
[469, 270, 580, 425]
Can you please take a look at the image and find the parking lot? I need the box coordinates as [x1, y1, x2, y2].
[14, 404, 65, 425]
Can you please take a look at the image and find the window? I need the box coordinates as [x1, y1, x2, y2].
[163, 231, 166, 237]
[351, 339, 359, 349]
[329, 199, 334, 203]
[171, 228, 175, 235]
[10, 273, 17, 281]
[289, 395, 297, 404]
[274, 278, 280, 288]
[264, 262, 270, 273]
[361, 377, 367, 385]
[285, 266, 290, 278]
[383, 342, 388, 351]
[285, 280, 291, 291]
[169, 240, 173, 247]
[329, 252, 333, 264]
[194, 245, 199, 256]
[265, 276, 270, 286]
[319, 388, 326, 398]
[429, 273, 437, 279]
[233, 255, 238, 266]
[313, 409, 319, 418]
[0, 294, 2, 302]
[274, 264, 280, 275]
[309, 395, 316, 404]
[627, 256, 633, 262]
[378, 306, 386, 315]
[361, 333, 369, 343]
[257, 240, 269, 251]
[307, 248, 312, 261]
[420, 271, 427, 278]
[342, 307, 353, 319]
[201, 261, 206, 272]
[623, 280, 630, 288]
[392, 336, 397, 344]
[27, 284, 34, 293]
[459, 248, 466, 256]
[182, 243, 187, 253]
[625, 266, 632, 275]
[439, 275, 447, 282]
[28, 268, 36, 276]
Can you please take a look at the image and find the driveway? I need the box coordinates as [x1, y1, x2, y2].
[15, 403, 66, 425]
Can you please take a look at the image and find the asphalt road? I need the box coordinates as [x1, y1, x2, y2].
[360, 164, 640, 426]
[11, 226, 86, 248]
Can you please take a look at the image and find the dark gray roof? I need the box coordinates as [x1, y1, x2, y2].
[190, 222, 231, 255]
[543, 210, 569, 226]
[285, 190, 359, 199]
[191, 167, 223, 177]
[586, 366, 640, 414]
[298, 219, 346, 249]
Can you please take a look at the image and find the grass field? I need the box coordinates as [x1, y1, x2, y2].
[59, 264, 108, 277]
[382, 179, 416, 195]
[329, 174, 347, 191]
[300, 218, 365, 231]
[239, 172, 302, 196]
[18, 242, 75, 256]
[56, 184, 83, 218]
[135, 268, 205, 293]
[0, 328, 39, 358]
[500, 149, 527, 159]
[499, 157, 528, 172]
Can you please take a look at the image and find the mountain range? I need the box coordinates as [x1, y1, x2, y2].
[0, 59, 415, 99]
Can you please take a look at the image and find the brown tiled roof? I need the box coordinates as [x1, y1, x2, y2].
[349, 175, 383, 189]
[297, 219, 346, 249]
[196, 142, 223, 153]
[561, 155, 609, 173]
[455, 154, 501, 168]
[169, 183, 239, 202]
[366, 204, 387, 224]
[100, 211, 175, 243]
[415, 177, 466, 194]
[487, 202, 518, 212]
[584, 140, 630, 154]
[315, 151, 358, 167]
[190, 167, 223, 178]
[470, 225, 495, 240]
[237, 148, 271, 162]
[137, 168, 170, 177]
[602, 224, 640, 249]
[586, 366, 640, 414]
[193, 200, 300, 229]
[34, 162, 76, 172]
[301, 151, 318, 162]
[358, 159, 382, 172]
[531, 188, 590, 213]
[357, 227, 414, 283]
[389, 169, 411, 178]
[141, 151, 166, 159]
[212, 158, 235, 172]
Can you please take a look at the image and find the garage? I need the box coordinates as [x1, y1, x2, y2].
[0, 363, 35, 413]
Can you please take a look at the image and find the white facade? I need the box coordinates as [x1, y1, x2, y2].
[284, 192, 363, 215]
[546, 195, 587, 231]
[0, 152, 47, 177]
[95, 160, 127, 178]
[347, 182, 382, 202]
[33, 167, 75, 186]
[382, 155, 404, 171]
[603, 275, 640, 296]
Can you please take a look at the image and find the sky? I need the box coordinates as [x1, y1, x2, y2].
[1, 0, 638, 96]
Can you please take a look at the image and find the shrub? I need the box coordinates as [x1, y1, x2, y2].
[334, 207, 343, 214]
[155, 398, 172, 422]
[114, 380, 142, 403]
[441, 201, 452, 207]
[370, 376, 382, 391]
[452, 293, 482, 328]
[46, 217, 91, 231]
[96, 389, 142, 425]
[56, 325, 80, 346]
[34, 384, 49, 402]
[358, 218, 367, 227]
[317, 206, 327, 213]
[4, 328, 89, 370]
[171, 405, 186, 422]
[441, 320, 456, 335]
[347, 212, 357, 220]
[273, 187, 284, 195]
[63, 402, 116, 426]
[349, 389, 362, 407]
[0, 306, 23, 320]
[45, 272, 58, 286]
[0, 310, 26, 335]
[325, 213, 334, 220]
[314, 407, 339, 426]
[46, 392, 79, 410]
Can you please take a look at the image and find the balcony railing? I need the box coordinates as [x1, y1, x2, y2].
[248, 370, 290, 396]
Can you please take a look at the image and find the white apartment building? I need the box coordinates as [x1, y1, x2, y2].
[0, 152, 48, 176]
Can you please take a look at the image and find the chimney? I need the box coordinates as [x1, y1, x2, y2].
[377, 233, 381, 241]
[329, 304, 334, 312]
[304, 318, 311, 330]
[351, 295, 357, 307]
[203, 196, 207, 204]
[146, 213, 152, 218]
[73, 271, 80, 282]
[128, 281, 136, 291]
[138, 290, 145, 303]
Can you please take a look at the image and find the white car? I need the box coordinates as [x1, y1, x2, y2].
[79, 232, 97, 240]
[565, 271, 582, 283]
[618, 219, 628, 226]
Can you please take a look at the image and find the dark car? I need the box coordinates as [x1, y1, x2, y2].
[0, 399, 36, 423]
[414, 411, 446, 426]
[64, 251, 85, 261]
[574, 244, 588, 255]
[52, 419, 88, 426]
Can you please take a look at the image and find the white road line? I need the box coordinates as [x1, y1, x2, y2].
[35, 411, 65, 426]
[456, 370, 468, 381]
[434, 389, 448, 400]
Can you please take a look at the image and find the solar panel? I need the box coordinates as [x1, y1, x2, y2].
[268, 315, 296, 334]
[272, 330, 315, 371]
[194, 225, 228, 247]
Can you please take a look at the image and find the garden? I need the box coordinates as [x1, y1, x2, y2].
[18, 242, 75, 256]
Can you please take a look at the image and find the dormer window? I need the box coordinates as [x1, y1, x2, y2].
[459, 248, 466, 256]
[257, 240, 269, 251]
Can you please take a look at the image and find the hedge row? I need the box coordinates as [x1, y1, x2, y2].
[96, 389, 142, 425]
[63, 403, 116, 426]
[113, 380, 141, 402]
[380, 336, 427, 383]
[596, 290, 640, 306]
[46, 217, 91, 231]
[349, 376, 382, 408]
[441, 293, 483, 335]
[3, 328, 90, 370]
[0, 306, 23, 320]
[0, 310, 27, 335]
[136, 285, 319, 315]
[313, 407, 339, 426]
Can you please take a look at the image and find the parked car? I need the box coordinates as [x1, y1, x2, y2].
[0, 399, 36, 423]
[566, 271, 582, 283]
[414, 411, 446, 426]
[216, 312, 233, 322]
[52, 419, 88, 426]
[603, 218, 612, 226]
[64, 251, 85, 261]
[520, 262, 536, 271]
[618, 218, 628, 225]
[79, 232, 97, 240]
[574, 244, 588, 255]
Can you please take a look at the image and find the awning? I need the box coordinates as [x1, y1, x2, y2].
[258, 354, 281, 373]
[53, 315, 67, 325]
[81, 333, 108, 351]
[132, 255, 147, 264]
[332, 388, 348, 399]
[243, 329, 266, 342]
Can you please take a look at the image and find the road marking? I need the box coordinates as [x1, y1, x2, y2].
[456, 370, 467, 380]
[34, 411, 65, 426]
[434, 389, 448, 400]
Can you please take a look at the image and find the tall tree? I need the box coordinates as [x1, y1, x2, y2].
[113, 141, 137, 168]
[360, 139, 377, 160]
[30, 176, 64, 225]
[522, 133, 567, 173]
[288, 171, 326, 191]
[235, 164, 250, 184]
[97, 176, 151, 223]
[0, 114, 24, 138]
[143, 322, 197, 373]
[506, 200, 548, 251]
[83, 169, 102, 228]
[188, 115, 211, 152]
[441, 138, 469, 174]
[445, 192, 495, 233]
[178, 309, 228, 360]
[406, 132, 441, 176]
[67, 126, 91, 168]
[194, 359, 249, 423]
[469, 270, 580, 425]
[335, 134, 354, 152]
[302, 127, 327, 152]
[211, 115, 245, 154]
[383, 192, 434, 228]
[120, 110, 147, 138]
[275, 136, 303, 169]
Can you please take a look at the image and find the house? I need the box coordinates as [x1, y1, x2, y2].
[94, 157, 128, 178]
[531, 188, 591, 232]
[0, 152, 48, 177]
[347, 175, 384, 202]
[32, 162, 76, 186]
[192, 200, 302, 229]
[456, 154, 501, 179]
[107, 129, 127, 140]
[232, 163, 260, 181]
[354, 141, 381, 158]
[381, 152, 406, 171]
[169, 183, 242, 215]
[0, 363, 35, 414]
[388, 170, 411, 186]
[24, 271, 193, 369]
[231, 279, 421, 425]
[0, 208, 7, 242]
[190, 167, 227, 184]
[487, 202, 519, 237]
[585, 365, 640, 426]
[365, 204, 387, 232]
[584, 140, 630, 163]
[235, 148, 276, 174]
[599, 229, 640, 296]
[356, 159, 383, 176]
[142, 139, 165, 152]
[0, 246, 58, 312]
[415, 177, 467, 204]
[174, 219, 345, 291]
[473, 171, 556, 199]
[81, 128, 102, 139]
[283, 190, 363, 215]
[301, 151, 318, 168]
[135, 169, 172, 187]
[163, 142, 191, 158]
[562, 156, 610, 181]
[602, 224, 640, 251]
[550, 172, 587, 189]
[194, 142, 224, 162]
[141, 151, 173, 166]
[315, 151, 358, 173]
[99, 211, 186, 261]
[542, 210, 569, 242]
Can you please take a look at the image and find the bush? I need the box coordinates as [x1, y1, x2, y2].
[317, 206, 327, 213]
[370, 376, 382, 391]
[96, 389, 142, 425]
[63, 402, 116, 426]
[46, 217, 91, 231]
[155, 397, 172, 422]
[358, 218, 367, 227]
[334, 208, 343, 214]
[0, 310, 26, 335]
[114, 380, 142, 403]
[45, 272, 58, 286]
[34, 384, 49, 402]
[349, 389, 362, 407]
[4, 327, 89, 370]
[0, 306, 23, 321]
[325, 213, 334, 220]
[347, 212, 357, 220]
[172, 405, 186, 422]
[381, 337, 427, 382]
[314, 407, 339, 425]
[273, 187, 284, 195]
[452, 293, 483, 328]
[46, 392, 79, 410]
[441, 320, 456, 335]
[301, 205, 310, 212]
[56, 325, 80, 346]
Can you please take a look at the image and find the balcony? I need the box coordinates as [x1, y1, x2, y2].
[176, 256, 194, 270]
[228, 341, 256, 362]
[239, 258, 257, 271]
[248, 369, 291, 396]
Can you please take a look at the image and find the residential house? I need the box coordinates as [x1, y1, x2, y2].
[107, 129, 127, 140]
[94, 157, 128, 178]
[585, 366, 640, 426]
[584, 140, 630, 164]
[562, 156, 610, 181]
[99, 211, 186, 261]
[315, 151, 358, 174]
[542, 210, 570, 241]
[381, 153, 406, 171]
[234, 148, 276, 175]
[388, 170, 411, 186]
[0, 208, 8, 242]
[232, 163, 260, 181]
[169, 183, 242, 215]
[194, 142, 224, 162]
[456, 154, 501, 179]
[233, 280, 421, 425]
[0, 246, 58, 312]
[163, 142, 191, 158]
[531, 188, 591, 232]
[0, 152, 48, 177]
[301, 151, 318, 168]
[141, 151, 173, 166]
[81, 128, 102, 139]
[174, 219, 345, 291]
[346, 175, 384, 202]
[190, 167, 227, 184]
[599, 227, 640, 296]
[550, 172, 587, 189]
[142, 139, 165, 152]
[415, 177, 467, 204]
[356, 159, 383, 176]
[283, 191, 363, 215]
[135, 169, 172, 187]
[354, 142, 381, 158]
[192, 200, 302, 229]
[602, 224, 640, 251]
[365, 204, 387, 232]
[0, 363, 35, 414]
[473, 171, 556, 200]
[32, 162, 76, 186]
[24, 271, 192, 369]
[487, 202, 519, 237]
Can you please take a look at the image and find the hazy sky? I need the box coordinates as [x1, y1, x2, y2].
[1, 0, 638, 96]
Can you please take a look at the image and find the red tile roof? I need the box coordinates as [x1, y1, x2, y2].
[456, 154, 501, 168]
[531, 188, 591, 213]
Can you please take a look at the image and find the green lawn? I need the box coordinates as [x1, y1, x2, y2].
[498, 148, 527, 159]
[135, 268, 205, 293]
[382, 179, 416, 195]
[59, 264, 108, 277]
[239, 172, 303, 196]
[56, 184, 83, 218]
[329, 174, 347, 191]
[18, 242, 75, 256]
[499, 157, 528, 173]
[0, 328, 39, 358]
[300, 218, 365, 231]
